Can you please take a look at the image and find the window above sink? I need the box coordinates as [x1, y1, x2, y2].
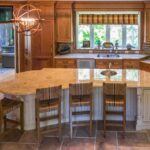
[76, 11, 140, 50]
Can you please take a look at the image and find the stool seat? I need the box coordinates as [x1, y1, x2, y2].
[39, 103, 59, 112]
[1, 98, 22, 114]
[71, 95, 91, 106]
[0, 97, 24, 133]
[72, 100, 90, 106]
[105, 100, 124, 106]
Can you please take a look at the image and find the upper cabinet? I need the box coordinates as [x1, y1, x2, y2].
[145, 9, 150, 42]
[30, 3, 55, 70]
[56, 2, 73, 43]
[144, 3, 150, 42]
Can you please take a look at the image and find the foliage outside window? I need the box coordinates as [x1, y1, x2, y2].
[76, 12, 140, 50]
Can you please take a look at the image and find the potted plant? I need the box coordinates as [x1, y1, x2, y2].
[96, 39, 101, 49]
[115, 40, 119, 50]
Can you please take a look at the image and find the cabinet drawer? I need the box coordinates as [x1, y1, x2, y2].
[96, 60, 122, 69]
[55, 59, 76, 68]
[123, 60, 139, 69]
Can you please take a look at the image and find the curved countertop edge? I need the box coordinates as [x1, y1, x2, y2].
[0, 68, 150, 96]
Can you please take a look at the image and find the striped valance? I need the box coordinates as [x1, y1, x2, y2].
[79, 14, 138, 25]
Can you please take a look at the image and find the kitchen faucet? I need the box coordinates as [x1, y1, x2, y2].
[109, 62, 112, 69]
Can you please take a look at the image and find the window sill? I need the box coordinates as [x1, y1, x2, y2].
[76, 48, 140, 51]
[72, 48, 141, 54]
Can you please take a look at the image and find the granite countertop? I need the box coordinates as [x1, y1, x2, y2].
[54, 53, 148, 60]
[0, 68, 150, 96]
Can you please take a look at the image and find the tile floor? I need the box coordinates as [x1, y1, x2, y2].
[0, 121, 150, 150]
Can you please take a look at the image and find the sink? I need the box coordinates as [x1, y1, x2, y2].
[101, 70, 117, 76]
[97, 54, 120, 58]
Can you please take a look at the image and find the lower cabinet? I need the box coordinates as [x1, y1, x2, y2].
[55, 59, 76, 68]
[95, 59, 122, 69]
[140, 62, 150, 71]
[32, 57, 53, 70]
[143, 89, 150, 122]
[123, 60, 140, 69]
[54, 58, 142, 69]
[136, 88, 150, 130]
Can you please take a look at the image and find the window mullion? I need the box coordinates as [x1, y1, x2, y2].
[106, 25, 110, 42]
[122, 25, 126, 48]
[76, 12, 79, 49]
[90, 25, 94, 48]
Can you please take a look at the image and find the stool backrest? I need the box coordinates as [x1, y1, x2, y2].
[69, 82, 93, 96]
[103, 82, 126, 97]
[36, 85, 62, 101]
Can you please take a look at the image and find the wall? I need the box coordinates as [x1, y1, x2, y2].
[0, 1, 150, 71]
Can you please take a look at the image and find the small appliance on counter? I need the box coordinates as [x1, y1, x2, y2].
[143, 42, 150, 51]
[102, 42, 114, 51]
[57, 43, 71, 55]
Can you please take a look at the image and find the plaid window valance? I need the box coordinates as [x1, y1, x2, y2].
[79, 14, 138, 25]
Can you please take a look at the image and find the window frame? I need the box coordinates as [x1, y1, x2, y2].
[75, 11, 141, 50]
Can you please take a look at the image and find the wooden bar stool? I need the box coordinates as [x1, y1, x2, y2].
[69, 82, 93, 138]
[103, 82, 126, 136]
[35, 85, 62, 141]
[0, 97, 24, 133]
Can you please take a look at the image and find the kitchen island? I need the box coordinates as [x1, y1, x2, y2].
[0, 68, 150, 131]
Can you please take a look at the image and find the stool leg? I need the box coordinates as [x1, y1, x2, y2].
[0, 102, 3, 133]
[123, 101, 126, 138]
[70, 106, 72, 139]
[0, 114, 3, 133]
[90, 103, 92, 137]
[36, 100, 40, 142]
[3, 115, 7, 131]
[103, 104, 106, 137]
[20, 102, 24, 133]
[58, 103, 62, 141]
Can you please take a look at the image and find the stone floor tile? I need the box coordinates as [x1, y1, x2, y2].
[118, 146, 150, 150]
[0, 129, 23, 143]
[39, 137, 62, 150]
[0, 143, 38, 150]
[61, 138, 95, 150]
[96, 131, 117, 150]
[117, 132, 150, 147]
[75, 122, 97, 138]
[19, 130, 38, 144]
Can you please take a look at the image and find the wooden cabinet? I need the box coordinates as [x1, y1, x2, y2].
[55, 59, 76, 68]
[56, 2, 72, 42]
[30, 4, 54, 70]
[140, 61, 150, 71]
[123, 60, 140, 69]
[96, 59, 122, 69]
[145, 8, 150, 42]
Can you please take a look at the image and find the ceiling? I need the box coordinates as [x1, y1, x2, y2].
[3, 0, 150, 1]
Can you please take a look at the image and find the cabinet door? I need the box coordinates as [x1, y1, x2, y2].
[31, 5, 54, 70]
[56, 9, 72, 42]
[55, 59, 76, 68]
[123, 60, 139, 69]
[140, 62, 150, 71]
[96, 60, 122, 69]
[145, 9, 150, 42]
[143, 89, 150, 121]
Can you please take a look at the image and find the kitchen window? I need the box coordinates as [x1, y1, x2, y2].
[76, 11, 140, 50]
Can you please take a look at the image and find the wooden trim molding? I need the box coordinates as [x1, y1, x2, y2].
[74, 2, 145, 10]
